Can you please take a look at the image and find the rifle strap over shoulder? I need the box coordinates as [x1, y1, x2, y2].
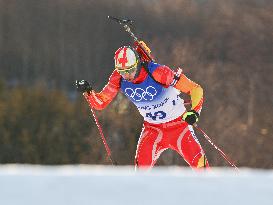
[141, 61, 166, 87]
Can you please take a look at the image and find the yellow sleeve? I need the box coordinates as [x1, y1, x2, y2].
[174, 74, 204, 112]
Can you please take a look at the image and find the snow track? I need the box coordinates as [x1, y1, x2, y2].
[0, 165, 272, 205]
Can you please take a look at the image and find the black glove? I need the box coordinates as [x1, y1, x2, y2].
[182, 110, 199, 125]
[75, 80, 92, 93]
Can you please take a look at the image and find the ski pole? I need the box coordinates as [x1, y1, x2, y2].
[89, 106, 117, 165]
[193, 125, 239, 171]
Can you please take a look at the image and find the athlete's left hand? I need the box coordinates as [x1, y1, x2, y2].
[182, 110, 199, 125]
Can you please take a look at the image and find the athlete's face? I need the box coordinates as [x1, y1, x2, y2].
[117, 63, 138, 81]
[120, 69, 137, 81]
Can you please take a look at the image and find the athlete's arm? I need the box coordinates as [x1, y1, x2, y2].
[84, 70, 121, 110]
[152, 65, 203, 113]
[173, 71, 203, 114]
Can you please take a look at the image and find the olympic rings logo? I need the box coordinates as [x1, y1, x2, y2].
[124, 86, 158, 101]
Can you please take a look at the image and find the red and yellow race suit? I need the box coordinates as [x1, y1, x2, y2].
[84, 45, 209, 170]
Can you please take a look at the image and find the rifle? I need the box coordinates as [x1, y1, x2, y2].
[107, 16, 155, 62]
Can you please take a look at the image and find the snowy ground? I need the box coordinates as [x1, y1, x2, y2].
[0, 165, 272, 205]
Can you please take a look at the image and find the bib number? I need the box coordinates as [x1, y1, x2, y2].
[146, 111, 167, 121]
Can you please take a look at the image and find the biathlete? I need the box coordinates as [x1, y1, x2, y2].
[76, 41, 209, 170]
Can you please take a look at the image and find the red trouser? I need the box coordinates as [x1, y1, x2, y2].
[135, 117, 209, 170]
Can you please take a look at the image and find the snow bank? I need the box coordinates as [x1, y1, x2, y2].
[0, 165, 272, 205]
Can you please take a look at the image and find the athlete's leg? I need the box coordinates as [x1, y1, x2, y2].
[168, 122, 209, 169]
[135, 123, 168, 170]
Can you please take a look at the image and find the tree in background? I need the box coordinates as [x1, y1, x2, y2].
[0, 82, 93, 164]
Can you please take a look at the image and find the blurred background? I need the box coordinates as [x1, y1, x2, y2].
[0, 0, 272, 168]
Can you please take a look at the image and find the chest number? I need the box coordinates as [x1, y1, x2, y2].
[146, 111, 167, 121]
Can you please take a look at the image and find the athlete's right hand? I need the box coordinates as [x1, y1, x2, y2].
[75, 80, 92, 93]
